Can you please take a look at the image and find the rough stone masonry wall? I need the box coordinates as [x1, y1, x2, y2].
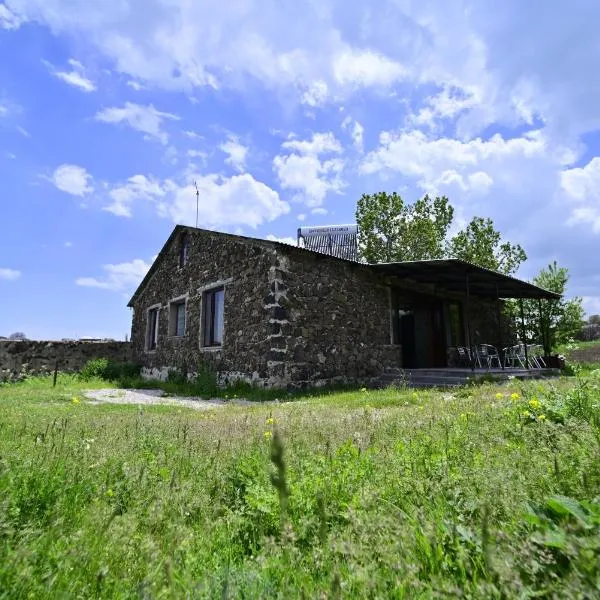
[267, 247, 403, 388]
[0, 340, 132, 382]
[130, 229, 277, 386]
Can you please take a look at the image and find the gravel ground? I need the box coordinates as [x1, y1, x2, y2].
[84, 388, 254, 410]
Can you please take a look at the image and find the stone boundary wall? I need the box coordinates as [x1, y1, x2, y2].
[0, 340, 132, 381]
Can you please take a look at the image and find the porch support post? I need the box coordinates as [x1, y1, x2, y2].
[538, 298, 546, 357]
[496, 284, 505, 370]
[519, 298, 529, 369]
[465, 271, 474, 371]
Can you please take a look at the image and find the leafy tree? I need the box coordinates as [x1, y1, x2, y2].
[531, 262, 584, 354]
[8, 332, 27, 340]
[355, 192, 454, 263]
[447, 217, 527, 275]
[588, 314, 600, 325]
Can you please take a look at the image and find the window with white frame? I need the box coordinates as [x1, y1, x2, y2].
[168, 298, 186, 337]
[146, 306, 160, 350]
[202, 287, 224, 347]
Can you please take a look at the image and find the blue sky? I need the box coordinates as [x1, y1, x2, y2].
[1, 0, 599, 340]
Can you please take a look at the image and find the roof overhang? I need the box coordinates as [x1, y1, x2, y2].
[371, 259, 560, 300]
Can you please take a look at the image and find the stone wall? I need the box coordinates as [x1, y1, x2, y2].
[129, 227, 402, 389]
[267, 248, 402, 387]
[130, 228, 278, 386]
[0, 340, 132, 381]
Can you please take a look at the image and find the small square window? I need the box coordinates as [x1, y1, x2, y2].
[202, 287, 224, 347]
[169, 300, 186, 337]
[146, 307, 160, 350]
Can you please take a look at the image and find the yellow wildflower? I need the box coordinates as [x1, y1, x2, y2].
[266, 417, 274, 425]
[528, 398, 541, 410]
[106, 489, 114, 497]
[264, 431, 272, 439]
[510, 393, 520, 401]
[521, 411, 531, 418]
[495, 393, 504, 399]
[538, 414, 546, 421]
[360, 387, 367, 393]
[71, 396, 80, 404]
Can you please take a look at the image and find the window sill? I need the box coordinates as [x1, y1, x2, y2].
[144, 349, 158, 354]
[167, 335, 186, 340]
[199, 345, 222, 352]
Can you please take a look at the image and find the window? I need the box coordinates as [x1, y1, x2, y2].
[202, 287, 224, 347]
[179, 233, 189, 268]
[169, 299, 186, 337]
[146, 307, 160, 350]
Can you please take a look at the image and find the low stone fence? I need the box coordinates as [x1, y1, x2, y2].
[0, 340, 132, 381]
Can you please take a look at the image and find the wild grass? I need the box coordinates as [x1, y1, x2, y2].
[1, 375, 599, 598]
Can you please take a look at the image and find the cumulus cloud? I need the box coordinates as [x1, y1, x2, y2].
[76, 258, 152, 292]
[274, 132, 345, 208]
[332, 48, 408, 87]
[44, 58, 96, 92]
[0, 268, 21, 281]
[265, 234, 297, 246]
[561, 157, 600, 232]
[165, 173, 289, 229]
[219, 135, 248, 172]
[52, 164, 93, 196]
[342, 116, 364, 152]
[95, 102, 179, 144]
[105, 174, 170, 217]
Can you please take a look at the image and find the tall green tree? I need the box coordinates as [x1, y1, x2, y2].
[355, 192, 454, 263]
[532, 261, 584, 354]
[447, 217, 527, 275]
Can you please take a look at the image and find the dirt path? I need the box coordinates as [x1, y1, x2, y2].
[84, 388, 254, 410]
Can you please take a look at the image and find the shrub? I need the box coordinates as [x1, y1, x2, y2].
[79, 359, 140, 382]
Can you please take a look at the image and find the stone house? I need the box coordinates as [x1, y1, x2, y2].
[128, 225, 558, 388]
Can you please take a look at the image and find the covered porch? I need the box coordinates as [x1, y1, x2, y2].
[374, 259, 561, 372]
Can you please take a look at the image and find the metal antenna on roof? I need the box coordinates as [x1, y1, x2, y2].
[194, 181, 199, 228]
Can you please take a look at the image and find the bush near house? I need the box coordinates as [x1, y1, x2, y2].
[1, 374, 600, 597]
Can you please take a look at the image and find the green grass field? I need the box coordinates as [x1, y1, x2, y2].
[1, 373, 600, 598]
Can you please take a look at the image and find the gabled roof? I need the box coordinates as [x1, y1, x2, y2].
[127, 225, 560, 307]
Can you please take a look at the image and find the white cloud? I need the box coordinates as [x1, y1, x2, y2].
[76, 258, 152, 292]
[0, 268, 21, 281]
[105, 174, 170, 217]
[64, 241, 73, 248]
[95, 102, 179, 144]
[561, 157, 600, 232]
[302, 81, 329, 107]
[16, 126, 30, 137]
[265, 234, 297, 246]
[360, 129, 558, 197]
[0, 104, 7, 117]
[0, 4, 22, 29]
[333, 48, 408, 87]
[45, 58, 96, 92]
[274, 132, 345, 208]
[219, 135, 248, 172]
[342, 116, 364, 152]
[52, 164, 93, 196]
[166, 173, 290, 229]
[282, 132, 342, 155]
[311, 207, 328, 216]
